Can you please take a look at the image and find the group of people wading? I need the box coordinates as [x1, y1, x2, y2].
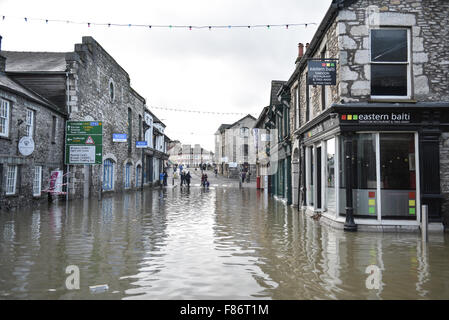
[173, 164, 209, 188]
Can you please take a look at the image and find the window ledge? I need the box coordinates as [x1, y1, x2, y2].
[0, 136, 12, 141]
[369, 99, 417, 103]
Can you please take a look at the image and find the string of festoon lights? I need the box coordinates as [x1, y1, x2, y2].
[149, 105, 258, 117]
[0, 14, 317, 30]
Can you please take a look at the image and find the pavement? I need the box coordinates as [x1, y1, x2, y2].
[166, 168, 257, 189]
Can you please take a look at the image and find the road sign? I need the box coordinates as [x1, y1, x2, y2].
[112, 133, 127, 142]
[136, 141, 148, 148]
[65, 121, 103, 164]
[307, 60, 337, 86]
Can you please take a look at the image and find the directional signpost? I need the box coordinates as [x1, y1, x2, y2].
[65, 121, 103, 164]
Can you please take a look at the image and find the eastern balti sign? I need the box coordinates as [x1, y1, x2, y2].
[307, 60, 337, 86]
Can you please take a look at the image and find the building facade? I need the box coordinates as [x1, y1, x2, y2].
[3, 36, 169, 201]
[215, 115, 257, 178]
[286, 0, 449, 231]
[0, 52, 66, 209]
[254, 81, 292, 203]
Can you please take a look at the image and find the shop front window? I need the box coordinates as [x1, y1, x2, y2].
[307, 146, 314, 207]
[380, 133, 416, 219]
[326, 138, 336, 212]
[339, 133, 377, 217]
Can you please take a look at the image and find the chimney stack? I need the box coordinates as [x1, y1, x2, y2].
[298, 43, 304, 59]
[305, 43, 310, 52]
[295, 43, 304, 64]
[0, 35, 6, 73]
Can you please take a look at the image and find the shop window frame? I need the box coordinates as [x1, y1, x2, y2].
[336, 131, 420, 224]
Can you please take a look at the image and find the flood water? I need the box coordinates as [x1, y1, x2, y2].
[1, 186, 448, 299]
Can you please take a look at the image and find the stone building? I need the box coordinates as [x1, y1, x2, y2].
[214, 124, 231, 174]
[215, 114, 257, 178]
[143, 109, 169, 185]
[3, 36, 169, 200]
[0, 49, 66, 209]
[285, 0, 449, 231]
[254, 80, 292, 204]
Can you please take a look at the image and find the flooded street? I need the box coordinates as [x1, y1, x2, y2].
[1, 185, 449, 300]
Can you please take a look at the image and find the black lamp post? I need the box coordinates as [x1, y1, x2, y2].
[344, 132, 357, 232]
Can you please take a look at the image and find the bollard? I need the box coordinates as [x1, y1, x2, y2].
[421, 204, 428, 242]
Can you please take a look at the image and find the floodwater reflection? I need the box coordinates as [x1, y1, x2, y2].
[0, 187, 448, 299]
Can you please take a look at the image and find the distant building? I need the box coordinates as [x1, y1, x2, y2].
[168, 141, 214, 168]
[215, 114, 257, 178]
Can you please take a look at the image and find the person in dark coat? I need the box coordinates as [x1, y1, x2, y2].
[241, 171, 246, 184]
[185, 171, 191, 187]
[180, 170, 185, 186]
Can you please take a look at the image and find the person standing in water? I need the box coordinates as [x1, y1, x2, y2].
[185, 170, 191, 187]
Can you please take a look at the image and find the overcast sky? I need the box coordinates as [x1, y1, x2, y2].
[0, 0, 331, 151]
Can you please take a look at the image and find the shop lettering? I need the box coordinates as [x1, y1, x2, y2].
[357, 113, 410, 122]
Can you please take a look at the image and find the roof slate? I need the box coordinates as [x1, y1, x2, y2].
[0, 73, 57, 108]
[270, 80, 285, 106]
[2, 51, 68, 72]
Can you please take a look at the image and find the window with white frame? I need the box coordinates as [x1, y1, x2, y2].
[136, 165, 142, 187]
[295, 85, 300, 129]
[6, 165, 18, 195]
[26, 109, 35, 138]
[0, 98, 10, 137]
[240, 127, 249, 137]
[33, 166, 42, 196]
[124, 162, 131, 189]
[370, 28, 411, 98]
[103, 159, 114, 191]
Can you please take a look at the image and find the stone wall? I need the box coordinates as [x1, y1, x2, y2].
[297, 19, 340, 128]
[0, 89, 65, 209]
[66, 37, 146, 199]
[338, 0, 449, 102]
